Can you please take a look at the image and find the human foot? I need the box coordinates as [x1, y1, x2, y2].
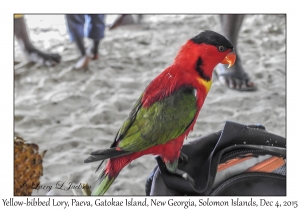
[23, 48, 61, 67]
[74, 55, 90, 70]
[86, 40, 100, 60]
[86, 45, 99, 60]
[14, 16, 61, 67]
[215, 56, 256, 91]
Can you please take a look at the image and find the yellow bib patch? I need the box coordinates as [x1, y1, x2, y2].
[197, 77, 212, 93]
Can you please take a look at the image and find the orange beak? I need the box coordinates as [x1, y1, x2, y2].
[221, 52, 236, 68]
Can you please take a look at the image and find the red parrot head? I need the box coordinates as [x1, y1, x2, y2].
[174, 30, 236, 81]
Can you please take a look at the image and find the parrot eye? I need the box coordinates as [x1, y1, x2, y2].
[218, 46, 227, 52]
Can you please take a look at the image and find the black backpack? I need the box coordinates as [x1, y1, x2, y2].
[146, 121, 286, 196]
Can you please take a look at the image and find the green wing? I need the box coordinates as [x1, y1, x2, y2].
[114, 86, 198, 152]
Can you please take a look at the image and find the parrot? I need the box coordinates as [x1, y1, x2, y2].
[84, 30, 236, 195]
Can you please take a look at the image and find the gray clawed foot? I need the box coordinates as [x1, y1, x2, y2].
[179, 151, 188, 164]
[165, 159, 195, 186]
[182, 172, 195, 186]
[174, 169, 195, 187]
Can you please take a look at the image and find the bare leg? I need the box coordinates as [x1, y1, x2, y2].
[73, 38, 90, 70]
[87, 40, 100, 60]
[216, 15, 256, 91]
[86, 14, 105, 60]
[108, 14, 142, 30]
[14, 16, 61, 67]
[66, 14, 90, 70]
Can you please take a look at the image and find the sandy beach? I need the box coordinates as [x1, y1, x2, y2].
[14, 14, 286, 195]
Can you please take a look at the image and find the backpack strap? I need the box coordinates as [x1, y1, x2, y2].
[146, 121, 286, 196]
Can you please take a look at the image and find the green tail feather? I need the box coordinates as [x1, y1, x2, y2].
[91, 169, 116, 196]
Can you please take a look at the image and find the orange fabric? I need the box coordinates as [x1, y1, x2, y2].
[247, 156, 285, 173]
[217, 155, 252, 172]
